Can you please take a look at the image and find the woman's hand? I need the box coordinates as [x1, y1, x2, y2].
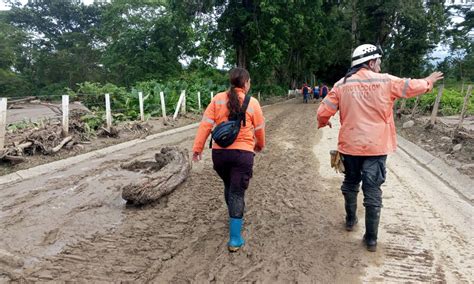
[192, 152, 202, 162]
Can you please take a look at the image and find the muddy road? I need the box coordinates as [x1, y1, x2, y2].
[0, 100, 472, 282]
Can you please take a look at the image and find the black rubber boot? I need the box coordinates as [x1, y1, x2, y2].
[344, 192, 358, 231]
[364, 206, 381, 252]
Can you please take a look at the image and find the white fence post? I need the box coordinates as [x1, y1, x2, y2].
[173, 91, 185, 120]
[180, 90, 186, 114]
[197, 91, 201, 111]
[159, 91, 167, 122]
[138, 91, 145, 121]
[105, 93, 112, 130]
[288, 90, 291, 99]
[258, 92, 261, 101]
[211, 91, 214, 100]
[0, 98, 7, 149]
[62, 95, 69, 137]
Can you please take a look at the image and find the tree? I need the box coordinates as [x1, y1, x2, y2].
[7, 0, 104, 94]
[0, 11, 31, 97]
[99, 0, 194, 86]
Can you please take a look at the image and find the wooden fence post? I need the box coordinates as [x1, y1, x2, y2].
[288, 90, 291, 99]
[105, 93, 112, 130]
[180, 90, 186, 114]
[258, 92, 261, 102]
[160, 91, 167, 122]
[430, 84, 444, 126]
[62, 95, 69, 137]
[0, 98, 7, 149]
[197, 91, 201, 111]
[410, 95, 421, 118]
[399, 99, 406, 114]
[173, 91, 185, 120]
[138, 91, 145, 121]
[456, 85, 472, 130]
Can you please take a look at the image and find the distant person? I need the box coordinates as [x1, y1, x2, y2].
[192, 67, 265, 252]
[320, 84, 328, 99]
[313, 85, 320, 100]
[302, 83, 310, 103]
[317, 44, 443, 252]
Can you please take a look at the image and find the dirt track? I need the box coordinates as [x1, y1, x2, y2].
[0, 100, 472, 282]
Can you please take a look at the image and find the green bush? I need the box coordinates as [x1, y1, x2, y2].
[404, 86, 473, 116]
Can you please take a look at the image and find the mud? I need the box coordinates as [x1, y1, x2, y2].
[0, 100, 472, 282]
[397, 115, 474, 178]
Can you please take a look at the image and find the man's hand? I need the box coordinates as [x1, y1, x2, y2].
[318, 121, 332, 129]
[255, 145, 263, 152]
[425, 71, 444, 85]
[192, 152, 202, 162]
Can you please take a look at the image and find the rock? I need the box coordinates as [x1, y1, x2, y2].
[402, 120, 415, 128]
[453, 144, 462, 152]
[440, 136, 451, 142]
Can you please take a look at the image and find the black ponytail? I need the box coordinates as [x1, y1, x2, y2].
[227, 68, 250, 120]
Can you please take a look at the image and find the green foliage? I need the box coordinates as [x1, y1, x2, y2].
[2, 0, 469, 113]
[80, 112, 105, 131]
[71, 74, 227, 121]
[404, 87, 474, 116]
[37, 83, 70, 101]
[7, 119, 39, 133]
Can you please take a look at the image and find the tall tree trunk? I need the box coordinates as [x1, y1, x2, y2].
[237, 43, 247, 68]
[351, 0, 358, 58]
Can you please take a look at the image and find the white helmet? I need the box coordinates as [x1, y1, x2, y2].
[351, 44, 383, 67]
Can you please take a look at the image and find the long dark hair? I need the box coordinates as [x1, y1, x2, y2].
[227, 67, 250, 120]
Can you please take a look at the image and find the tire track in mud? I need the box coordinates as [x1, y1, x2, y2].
[3, 100, 472, 283]
[14, 101, 365, 282]
[363, 165, 472, 283]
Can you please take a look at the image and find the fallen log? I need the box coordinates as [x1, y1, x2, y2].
[4, 155, 26, 164]
[6, 96, 36, 109]
[121, 146, 191, 205]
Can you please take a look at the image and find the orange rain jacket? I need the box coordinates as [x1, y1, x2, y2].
[192, 87, 265, 154]
[317, 68, 433, 156]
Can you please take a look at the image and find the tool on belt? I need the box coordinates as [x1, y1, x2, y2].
[330, 150, 345, 173]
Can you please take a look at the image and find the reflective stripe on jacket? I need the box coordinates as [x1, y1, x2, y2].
[192, 87, 265, 153]
[317, 68, 433, 156]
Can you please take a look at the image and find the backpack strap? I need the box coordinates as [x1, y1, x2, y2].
[240, 95, 251, 127]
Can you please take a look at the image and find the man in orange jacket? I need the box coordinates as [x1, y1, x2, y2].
[317, 44, 443, 252]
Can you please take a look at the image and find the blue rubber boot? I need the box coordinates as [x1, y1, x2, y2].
[228, 218, 245, 252]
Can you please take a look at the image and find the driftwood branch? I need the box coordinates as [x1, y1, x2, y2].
[48, 136, 73, 154]
[121, 147, 191, 205]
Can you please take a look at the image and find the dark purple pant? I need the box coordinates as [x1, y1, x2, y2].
[212, 149, 254, 218]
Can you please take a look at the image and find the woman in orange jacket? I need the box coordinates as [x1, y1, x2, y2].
[317, 44, 443, 252]
[192, 67, 265, 252]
